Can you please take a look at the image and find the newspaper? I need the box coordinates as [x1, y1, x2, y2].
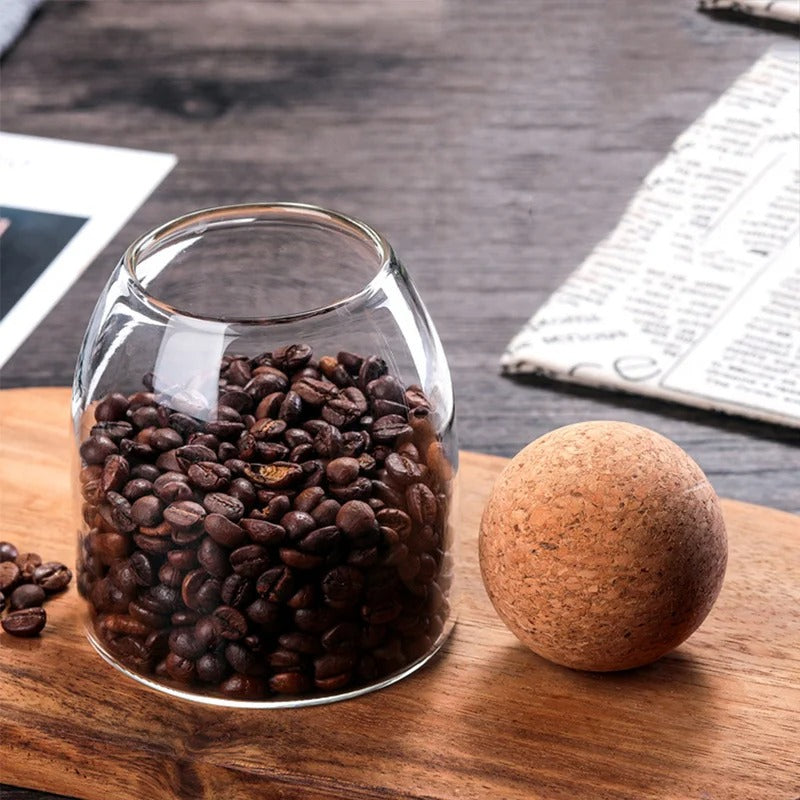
[502, 47, 800, 428]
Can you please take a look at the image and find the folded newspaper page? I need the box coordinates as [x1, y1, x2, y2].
[502, 46, 800, 428]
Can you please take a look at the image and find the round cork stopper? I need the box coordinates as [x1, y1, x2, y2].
[479, 421, 727, 671]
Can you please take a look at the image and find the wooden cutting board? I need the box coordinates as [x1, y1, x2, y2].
[1, 388, 798, 800]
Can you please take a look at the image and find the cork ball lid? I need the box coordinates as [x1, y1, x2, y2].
[478, 421, 727, 671]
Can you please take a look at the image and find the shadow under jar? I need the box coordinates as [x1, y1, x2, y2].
[72, 203, 458, 707]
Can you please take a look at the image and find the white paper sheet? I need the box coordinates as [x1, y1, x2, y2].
[0, 134, 176, 367]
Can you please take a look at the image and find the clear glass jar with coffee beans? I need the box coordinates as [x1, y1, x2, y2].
[73, 205, 457, 706]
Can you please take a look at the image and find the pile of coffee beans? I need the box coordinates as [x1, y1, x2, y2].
[77, 344, 454, 700]
[0, 541, 72, 637]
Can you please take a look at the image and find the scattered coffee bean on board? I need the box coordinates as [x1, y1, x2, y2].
[76, 345, 455, 699]
[0, 541, 72, 638]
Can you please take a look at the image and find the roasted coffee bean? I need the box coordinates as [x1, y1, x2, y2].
[336, 501, 376, 538]
[265, 494, 292, 522]
[371, 415, 413, 443]
[255, 441, 291, 462]
[175, 444, 217, 470]
[240, 517, 286, 546]
[212, 605, 248, 640]
[254, 391, 284, 420]
[406, 483, 438, 527]
[188, 432, 220, 451]
[224, 641, 264, 675]
[280, 511, 316, 541]
[153, 477, 193, 504]
[321, 622, 361, 653]
[250, 418, 287, 441]
[297, 526, 341, 555]
[122, 478, 154, 501]
[312, 423, 342, 459]
[279, 548, 323, 570]
[9, 583, 46, 610]
[158, 562, 184, 588]
[315, 653, 357, 681]
[293, 376, 339, 405]
[278, 390, 303, 423]
[311, 498, 341, 527]
[245, 598, 281, 627]
[220, 673, 265, 699]
[243, 461, 303, 489]
[193, 616, 218, 649]
[169, 627, 206, 660]
[228, 477, 257, 508]
[337, 350, 363, 374]
[270, 671, 312, 694]
[0, 541, 20, 563]
[131, 495, 164, 527]
[195, 652, 227, 684]
[204, 514, 246, 548]
[32, 561, 72, 594]
[287, 583, 317, 609]
[219, 388, 253, 414]
[188, 461, 231, 492]
[384, 451, 428, 486]
[293, 486, 325, 513]
[163, 500, 206, 530]
[358, 355, 388, 387]
[165, 652, 195, 682]
[129, 552, 156, 586]
[203, 492, 244, 521]
[288, 443, 314, 463]
[143, 583, 180, 614]
[0, 561, 21, 592]
[329, 477, 372, 502]
[277, 631, 322, 655]
[221, 574, 255, 608]
[256, 566, 295, 603]
[205, 420, 245, 439]
[95, 392, 130, 421]
[343, 431, 371, 459]
[80, 434, 118, 465]
[230, 544, 271, 578]
[376, 507, 412, 539]
[294, 607, 338, 633]
[268, 648, 303, 670]
[326, 457, 360, 485]
[272, 343, 313, 370]
[101, 454, 130, 494]
[165, 412, 200, 438]
[322, 566, 365, 609]
[197, 537, 230, 578]
[2, 607, 46, 637]
[133, 533, 171, 554]
[150, 427, 183, 452]
[225, 358, 252, 386]
[121, 438, 155, 461]
[244, 373, 287, 403]
[91, 420, 134, 443]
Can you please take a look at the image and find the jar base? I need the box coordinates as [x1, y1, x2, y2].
[85, 618, 455, 708]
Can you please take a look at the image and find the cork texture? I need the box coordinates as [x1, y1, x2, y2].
[478, 421, 728, 671]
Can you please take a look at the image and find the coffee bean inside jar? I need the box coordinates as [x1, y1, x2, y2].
[76, 345, 455, 702]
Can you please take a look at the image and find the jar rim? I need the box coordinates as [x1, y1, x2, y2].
[123, 202, 395, 324]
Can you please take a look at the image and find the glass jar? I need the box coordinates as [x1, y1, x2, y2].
[72, 203, 457, 707]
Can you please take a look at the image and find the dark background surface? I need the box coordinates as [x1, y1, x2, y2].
[0, 2, 797, 796]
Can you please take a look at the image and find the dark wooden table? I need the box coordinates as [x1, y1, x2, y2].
[1, 2, 797, 798]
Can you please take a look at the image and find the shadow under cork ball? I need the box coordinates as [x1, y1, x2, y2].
[478, 421, 728, 672]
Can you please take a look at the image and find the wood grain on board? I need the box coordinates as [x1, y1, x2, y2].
[1, 388, 798, 800]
